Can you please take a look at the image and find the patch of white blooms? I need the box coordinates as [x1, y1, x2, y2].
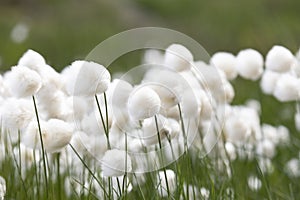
[0, 44, 299, 198]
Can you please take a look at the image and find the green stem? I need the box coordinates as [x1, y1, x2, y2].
[177, 104, 188, 153]
[69, 144, 109, 198]
[154, 115, 170, 198]
[32, 95, 48, 198]
[122, 132, 128, 199]
[95, 94, 111, 149]
[56, 153, 61, 200]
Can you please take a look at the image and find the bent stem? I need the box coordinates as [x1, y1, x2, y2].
[177, 104, 188, 153]
[95, 94, 111, 149]
[154, 115, 170, 198]
[32, 95, 48, 197]
[122, 132, 128, 199]
[69, 143, 109, 198]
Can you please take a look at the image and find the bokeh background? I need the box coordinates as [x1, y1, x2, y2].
[1, 0, 300, 72]
[1, 1, 300, 197]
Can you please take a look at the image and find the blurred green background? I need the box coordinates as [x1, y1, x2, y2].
[0, 0, 300, 72]
[0, 0, 299, 129]
[1, 1, 300, 197]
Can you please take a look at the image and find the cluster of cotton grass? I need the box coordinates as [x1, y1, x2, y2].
[0, 43, 299, 198]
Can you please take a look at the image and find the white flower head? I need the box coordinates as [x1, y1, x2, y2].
[256, 139, 276, 158]
[277, 125, 290, 145]
[65, 60, 111, 96]
[108, 79, 133, 109]
[18, 49, 46, 71]
[285, 158, 300, 177]
[127, 86, 161, 120]
[223, 81, 235, 103]
[143, 49, 164, 64]
[0, 98, 35, 132]
[11, 22, 29, 43]
[141, 114, 171, 146]
[265, 45, 295, 72]
[22, 119, 73, 153]
[164, 44, 193, 71]
[157, 169, 176, 197]
[101, 149, 132, 177]
[6, 66, 42, 97]
[245, 99, 261, 114]
[199, 91, 213, 120]
[224, 116, 251, 144]
[236, 49, 263, 80]
[210, 52, 237, 80]
[225, 142, 237, 161]
[273, 74, 300, 102]
[260, 70, 281, 95]
[180, 89, 201, 117]
[247, 175, 262, 191]
[261, 124, 279, 145]
[200, 187, 210, 200]
[143, 69, 183, 108]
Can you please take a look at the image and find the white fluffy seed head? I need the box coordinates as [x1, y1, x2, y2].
[108, 79, 133, 109]
[236, 49, 263, 80]
[224, 116, 251, 144]
[143, 49, 164, 64]
[199, 91, 214, 121]
[164, 44, 193, 71]
[101, 149, 132, 177]
[65, 60, 111, 96]
[223, 82, 235, 103]
[247, 176, 262, 191]
[277, 125, 290, 145]
[285, 158, 300, 177]
[0, 98, 35, 132]
[157, 169, 176, 197]
[22, 119, 73, 153]
[256, 139, 276, 158]
[273, 74, 300, 102]
[180, 89, 201, 117]
[6, 66, 42, 97]
[210, 52, 237, 80]
[141, 114, 170, 146]
[200, 187, 210, 200]
[18, 49, 46, 71]
[260, 70, 281, 95]
[143, 68, 184, 108]
[127, 86, 161, 120]
[265, 45, 295, 72]
[225, 142, 237, 161]
[245, 99, 261, 114]
[261, 124, 279, 145]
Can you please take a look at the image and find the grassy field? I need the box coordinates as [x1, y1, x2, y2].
[1, 0, 300, 199]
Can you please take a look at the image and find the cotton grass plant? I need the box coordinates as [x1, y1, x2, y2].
[0, 43, 300, 199]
